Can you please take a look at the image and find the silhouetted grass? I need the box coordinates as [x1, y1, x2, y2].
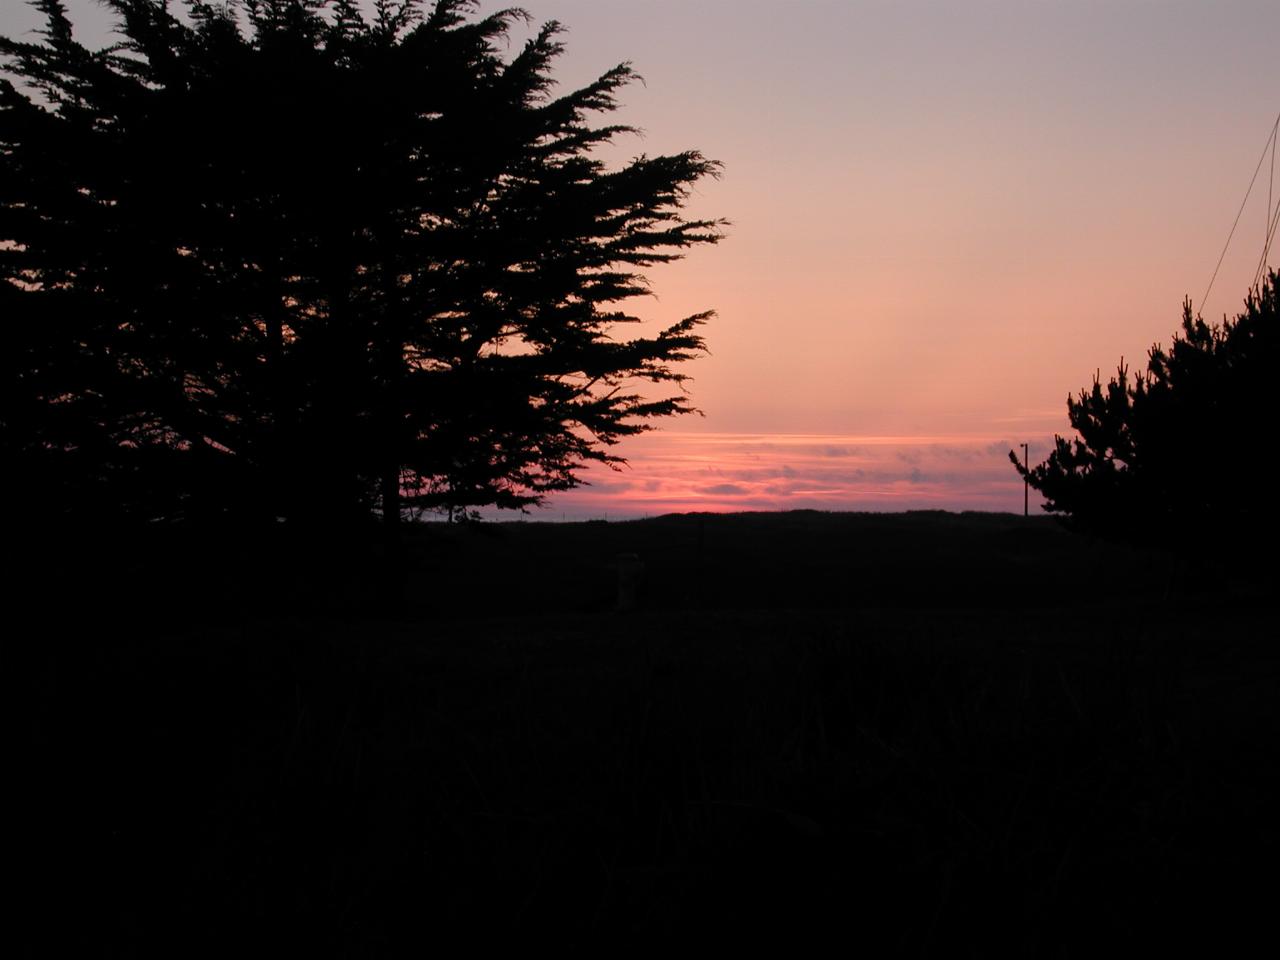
[11, 512, 1277, 955]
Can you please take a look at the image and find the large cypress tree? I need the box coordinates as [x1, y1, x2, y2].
[0, 0, 723, 530]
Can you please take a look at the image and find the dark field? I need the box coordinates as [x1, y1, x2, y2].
[12, 511, 1278, 955]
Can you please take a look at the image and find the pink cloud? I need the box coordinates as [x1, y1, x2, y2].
[525, 432, 1053, 519]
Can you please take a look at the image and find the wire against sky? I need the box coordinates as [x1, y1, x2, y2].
[1202, 109, 1280, 313]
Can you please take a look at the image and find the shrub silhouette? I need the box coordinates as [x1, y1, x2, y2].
[1012, 269, 1278, 552]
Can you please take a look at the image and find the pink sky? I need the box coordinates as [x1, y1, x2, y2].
[550, 432, 1047, 520]
[517, 0, 1280, 519]
[5, 1, 1277, 518]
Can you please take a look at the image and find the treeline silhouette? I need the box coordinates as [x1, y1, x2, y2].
[0, 1, 722, 551]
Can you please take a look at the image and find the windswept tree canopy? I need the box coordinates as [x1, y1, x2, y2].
[0, 0, 724, 528]
[1012, 270, 1278, 549]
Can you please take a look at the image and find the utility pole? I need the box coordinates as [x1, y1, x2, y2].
[1021, 443, 1029, 517]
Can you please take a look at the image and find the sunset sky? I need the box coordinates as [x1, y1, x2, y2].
[4, 1, 1277, 518]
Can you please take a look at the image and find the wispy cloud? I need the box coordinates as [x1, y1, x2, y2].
[532, 431, 1056, 519]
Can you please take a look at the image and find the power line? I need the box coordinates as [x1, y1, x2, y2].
[1255, 133, 1280, 288]
[1269, 116, 1276, 255]
[1200, 110, 1280, 316]
[1255, 199, 1280, 288]
[1257, 122, 1280, 289]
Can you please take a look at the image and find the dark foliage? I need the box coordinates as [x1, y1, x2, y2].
[0, 0, 723, 530]
[1012, 270, 1278, 550]
[14, 512, 1277, 952]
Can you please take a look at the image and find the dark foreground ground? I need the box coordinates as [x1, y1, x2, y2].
[11, 511, 1279, 955]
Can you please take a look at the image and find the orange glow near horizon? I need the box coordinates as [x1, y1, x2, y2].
[538, 430, 1054, 520]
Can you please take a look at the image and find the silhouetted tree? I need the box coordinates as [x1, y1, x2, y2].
[1, 0, 723, 533]
[1012, 270, 1278, 551]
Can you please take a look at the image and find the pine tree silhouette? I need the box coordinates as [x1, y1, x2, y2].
[1012, 270, 1278, 555]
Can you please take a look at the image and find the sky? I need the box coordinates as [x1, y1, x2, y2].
[3, 0, 1277, 518]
